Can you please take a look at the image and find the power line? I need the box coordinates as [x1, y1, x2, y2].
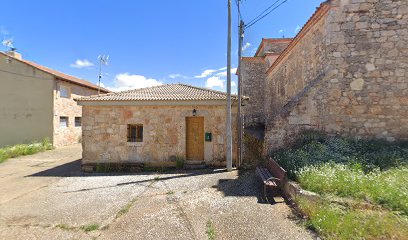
[246, 0, 280, 25]
[245, 0, 289, 30]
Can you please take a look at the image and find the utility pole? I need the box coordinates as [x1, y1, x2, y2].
[226, 0, 233, 172]
[237, 0, 244, 168]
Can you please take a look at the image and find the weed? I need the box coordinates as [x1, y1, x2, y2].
[154, 176, 160, 181]
[297, 164, 408, 215]
[206, 220, 216, 240]
[270, 131, 408, 179]
[116, 198, 138, 219]
[0, 138, 53, 163]
[167, 190, 175, 195]
[55, 223, 75, 231]
[297, 197, 408, 240]
[80, 223, 100, 232]
[175, 156, 185, 169]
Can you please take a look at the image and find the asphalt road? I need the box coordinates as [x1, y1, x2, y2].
[0, 144, 314, 240]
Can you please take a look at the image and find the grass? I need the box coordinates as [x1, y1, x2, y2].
[175, 156, 185, 169]
[297, 197, 408, 240]
[115, 198, 138, 219]
[270, 131, 408, 239]
[297, 163, 408, 215]
[271, 130, 408, 179]
[0, 138, 53, 163]
[80, 223, 100, 232]
[206, 220, 216, 240]
[55, 223, 75, 231]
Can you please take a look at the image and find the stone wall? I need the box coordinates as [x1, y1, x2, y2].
[81, 105, 238, 167]
[241, 57, 268, 127]
[53, 80, 99, 147]
[263, 0, 408, 153]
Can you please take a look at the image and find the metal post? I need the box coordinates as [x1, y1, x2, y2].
[98, 61, 102, 95]
[226, 0, 233, 172]
[237, 19, 244, 167]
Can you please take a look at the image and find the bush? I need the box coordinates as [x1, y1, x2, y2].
[270, 131, 408, 179]
[297, 163, 408, 215]
[297, 197, 408, 240]
[0, 138, 53, 163]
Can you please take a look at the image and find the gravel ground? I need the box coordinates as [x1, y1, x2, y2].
[0, 144, 315, 240]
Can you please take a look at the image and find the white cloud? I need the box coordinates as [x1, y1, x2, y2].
[216, 68, 238, 77]
[218, 67, 227, 71]
[294, 25, 301, 34]
[242, 42, 251, 51]
[195, 69, 218, 78]
[108, 73, 162, 92]
[206, 76, 224, 89]
[70, 59, 94, 68]
[168, 73, 188, 79]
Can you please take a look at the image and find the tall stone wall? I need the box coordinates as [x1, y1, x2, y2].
[81, 105, 238, 167]
[264, 0, 408, 153]
[241, 57, 268, 127]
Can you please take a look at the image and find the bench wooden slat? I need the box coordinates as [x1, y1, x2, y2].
[256, 158, 288, 202]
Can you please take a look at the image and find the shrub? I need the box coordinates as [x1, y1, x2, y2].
[270, 131, 408, 179]
[297, 197, 408, 240]
[0, 138, 53, 163]
[297, 163, 408, 215]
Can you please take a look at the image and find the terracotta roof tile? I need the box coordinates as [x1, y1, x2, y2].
[76, 83, 243, 102]
[0, 52, 110, 93]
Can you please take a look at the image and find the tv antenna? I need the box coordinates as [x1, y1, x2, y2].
[2, 38, 14, 51]
[97, 55, 109, 95]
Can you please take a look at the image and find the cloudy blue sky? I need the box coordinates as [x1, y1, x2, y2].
[1, 0, 322, 92]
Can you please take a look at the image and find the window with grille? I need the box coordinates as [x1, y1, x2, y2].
[127, 124, 143, 142]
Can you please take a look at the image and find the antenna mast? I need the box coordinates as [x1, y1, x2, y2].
[97, 55, 109, 95]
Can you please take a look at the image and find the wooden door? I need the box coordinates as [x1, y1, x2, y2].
[186, 117, 204, 161]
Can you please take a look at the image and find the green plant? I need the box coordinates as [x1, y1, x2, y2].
[116, 197, 138, 219]
[0, 138, 54, 163]
[80, 223, 100, 232]
[270, 131, 408, 179]
[175, 156, 185, 169]
[297, 197, 408, 240]
[55, 223, 75, 231]
[95, 163, 111, 172]
[297, 164, 408, 215]
[243, 133, 264, 167]
[206, 220, 216, 240]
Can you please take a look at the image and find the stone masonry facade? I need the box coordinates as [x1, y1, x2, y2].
[241, 0, 408, 155]
[53, 80, 100, 147]
[81, 105, 238, 167]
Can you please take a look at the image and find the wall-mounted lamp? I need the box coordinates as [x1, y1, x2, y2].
[192, 109, 197, 116]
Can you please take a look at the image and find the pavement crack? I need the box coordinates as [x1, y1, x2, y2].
[161, 180, 198, 240]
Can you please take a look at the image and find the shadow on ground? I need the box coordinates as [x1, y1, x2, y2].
[27, 159, 282, 204]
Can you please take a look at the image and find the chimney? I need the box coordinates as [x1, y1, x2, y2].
[6, 48, 22, 60]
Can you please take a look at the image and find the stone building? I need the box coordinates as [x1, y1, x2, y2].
[241, 0, 408, 155]
[76, 84, 239, 170]
[0, 50, 110, 147]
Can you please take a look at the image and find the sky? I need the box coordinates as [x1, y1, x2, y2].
[1, 0, 323, 93]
